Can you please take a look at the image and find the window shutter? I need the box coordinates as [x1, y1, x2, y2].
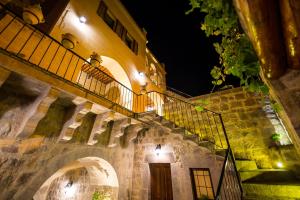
[115, 20, 124, 37]
[121, 28, 127, 41]
[97, 0, 107, 18]
[133, 40, 139, 54]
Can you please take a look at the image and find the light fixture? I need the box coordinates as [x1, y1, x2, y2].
[139, 72, 145, 77]
[65, 180, 73, 188]
[276, 162, 283, 168]
[155, 144, 161, 156]
[140, 83, 147, 94]
[79, 16, 87, 23]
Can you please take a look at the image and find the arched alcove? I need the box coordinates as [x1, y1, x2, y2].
[77, 56, 133, 110]
[33, 157, 119, 200]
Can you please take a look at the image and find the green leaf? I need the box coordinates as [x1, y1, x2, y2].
[195, 105, 204, 112]
[260, 84, 269, 95]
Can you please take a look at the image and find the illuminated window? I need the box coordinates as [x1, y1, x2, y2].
[190, 168, 214, 200]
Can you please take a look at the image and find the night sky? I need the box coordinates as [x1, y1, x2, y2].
[121, 0, 239, 96]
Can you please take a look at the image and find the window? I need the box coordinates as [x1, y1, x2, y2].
[103, 10, 116, 29]
[190, 168, 214, 200]
[97, 0, 139, 55]
[125, 32, 134, 49]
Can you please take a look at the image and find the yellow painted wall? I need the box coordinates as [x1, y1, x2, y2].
[50, 0, 164, 94]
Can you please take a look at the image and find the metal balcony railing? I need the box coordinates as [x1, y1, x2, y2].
[0, 4, 242, 199]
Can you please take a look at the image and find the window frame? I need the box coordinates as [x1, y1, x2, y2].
[190, 168, 215, 200]
[97, 0, 139, 55]
[103, 10, 116, 30]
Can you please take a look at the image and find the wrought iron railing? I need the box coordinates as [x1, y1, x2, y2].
[216, 149, 243, 200]
[166, 86, 193, 100]
[0, 4, 242, 199]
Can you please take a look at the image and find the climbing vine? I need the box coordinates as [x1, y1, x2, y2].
[187, 0, 269, 95]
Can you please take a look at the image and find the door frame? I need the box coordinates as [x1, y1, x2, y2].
[149, 163, 173, 200]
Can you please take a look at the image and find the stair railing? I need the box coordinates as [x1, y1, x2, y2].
[215, 149, 243, 200]
[0, 4, 242, 199]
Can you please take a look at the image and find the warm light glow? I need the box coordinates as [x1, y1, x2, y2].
[79, 16, 87, 23]
[277, 162, 283, 168]
[64, 182, 77, 198]
[134, 71, 146, 85]
[155, 144, 161, 156]
[139, 72, 145, 77]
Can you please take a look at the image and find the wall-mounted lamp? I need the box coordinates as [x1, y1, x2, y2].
[79, 16, 87, 23]
[155, 144, 161, 156]
[140, 82, 147, 94]
[139, 72, 145, 78]
[65, 180, 73, 188]
[276, 161, 283, 168]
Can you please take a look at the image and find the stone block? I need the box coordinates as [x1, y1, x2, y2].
[244, 99, 257, 106]
[230, 101, 243, 108]
[220, 103, 229, 111]
[235, 93, 246, 100]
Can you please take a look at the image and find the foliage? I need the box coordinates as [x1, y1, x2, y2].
[187, 0, 268, 95]
[195, 99, 210, 111]
[92, 191, 111, 200]
[270, 101, 282, 113]
[271, 133, 282, 142]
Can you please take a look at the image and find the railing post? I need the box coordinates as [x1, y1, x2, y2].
[218, 113, 230, 149]
[215, 149, 229, 199]
[229, 148, 244, 198]
[218, 114, 243, 199]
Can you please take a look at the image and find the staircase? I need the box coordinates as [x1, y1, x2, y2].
[235, 159, 300, 199]
[0, 4, 243, 199]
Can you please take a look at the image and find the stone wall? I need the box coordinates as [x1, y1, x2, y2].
[0, 124, 223, 200]
[0, 140, 135, 200]
[190, 87, 300, 170]
[131, 125, 223, 200]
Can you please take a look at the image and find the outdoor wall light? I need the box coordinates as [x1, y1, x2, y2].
[139, 72, 145, 77]
[140, 82, 147, 94]
[276, 161, 283, 168]
[155, 144, 162, 156]
[79, 16, 87, 23]
[65, 180, 73, 188]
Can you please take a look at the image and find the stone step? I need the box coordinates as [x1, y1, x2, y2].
[171, 127, 185, 134]
[137, 111, 219, 153]
[241, 169, 300, 199]
[242, 170, 298, 183]
[236, 160, 258, 171]
[243, 182, 300, 200]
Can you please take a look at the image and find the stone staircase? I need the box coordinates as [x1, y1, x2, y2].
[137, 111, 226, 157]
[236, 160, 300, 199]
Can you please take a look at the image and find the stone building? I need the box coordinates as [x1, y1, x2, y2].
[0, 0, 299, 200]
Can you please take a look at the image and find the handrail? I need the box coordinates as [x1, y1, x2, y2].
[147, 90, 220, 114]
[215, 148, 243, 199]
[0, 3, 135, 95]
[166, 86, 193, 98]
[0, 4, 242, 199]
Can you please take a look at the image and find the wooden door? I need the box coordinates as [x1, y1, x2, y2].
[149, 163, 173, 200]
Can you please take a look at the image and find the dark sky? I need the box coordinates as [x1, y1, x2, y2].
[121, 0, 238, 96]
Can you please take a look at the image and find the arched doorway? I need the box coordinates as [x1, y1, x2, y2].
[33, 157, 119, 200]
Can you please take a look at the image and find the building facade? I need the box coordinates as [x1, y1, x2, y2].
[0, 0, 298, 200]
